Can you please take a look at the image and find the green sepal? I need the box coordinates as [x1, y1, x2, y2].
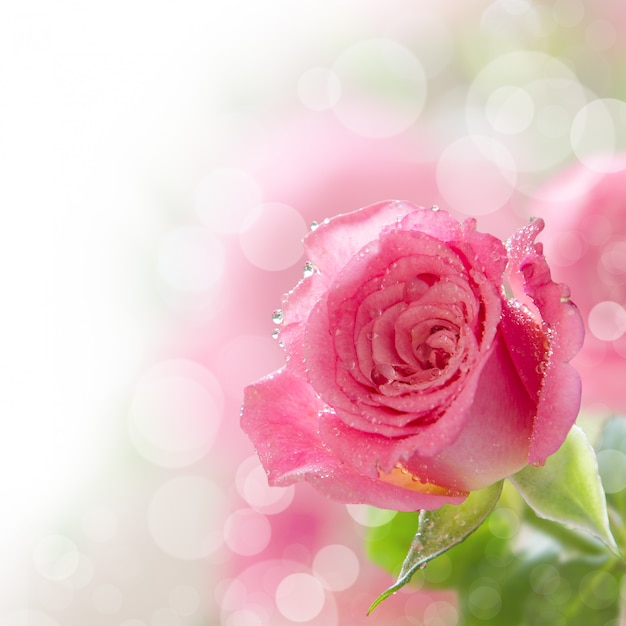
[510, 425, 619, 556]
[367, 480, 503, 614]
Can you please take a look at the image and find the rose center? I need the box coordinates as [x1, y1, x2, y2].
[369, 320, 461, 390]
[413, 324, 458, 372]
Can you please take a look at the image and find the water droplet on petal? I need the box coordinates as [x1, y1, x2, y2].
[272, 309, 284, 324]
[310, 221, 319, 231]
[303, 261, 316, 278]
[431, 205, 440, 212]
[271, 329, 280, 340]
[470, 269, 486, 284]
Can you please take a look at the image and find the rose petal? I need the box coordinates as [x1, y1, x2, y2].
[282, 272, 329, 328]
[397, 206, 464, 240]
[506, 219, 585, 464]
[499, 302, 544, 404]
[241, 370, 465, 511]
[280, 272, 329, 380]
[370, 301, 409, 368]
[303, 200, 419, 276]
[459, 219, 508, 284]
[354, 282, 406, 383]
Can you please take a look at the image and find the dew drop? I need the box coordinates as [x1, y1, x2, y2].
[271, 309, 284, 325]
[470, 269, 486, 284]
[430, 205, 440, 212]
[271, 329, 280, 340]
[371, 364, 397, 385]
[404, 277, 429, 302]
[303, 261, 315, 278]
[310, 221, 319, 231]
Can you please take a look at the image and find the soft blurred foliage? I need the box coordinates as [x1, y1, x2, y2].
[2, 0, 626, 624]
[368, 419, 626, 625]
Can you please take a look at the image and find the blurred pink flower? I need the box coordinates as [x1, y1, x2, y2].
[251, 114, 525, 240]
[531, 157, 626, 413]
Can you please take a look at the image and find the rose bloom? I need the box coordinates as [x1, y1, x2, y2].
[241, 201, 584, 511]
[532, 157, 626, 413]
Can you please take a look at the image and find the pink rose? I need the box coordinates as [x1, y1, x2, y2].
[532, 157, 626, 412]
[241, 201, 584, 511]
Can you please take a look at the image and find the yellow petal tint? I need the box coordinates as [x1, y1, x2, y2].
[377, 463, 467, 498]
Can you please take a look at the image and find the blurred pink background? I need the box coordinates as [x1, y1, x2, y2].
[2, 1, 626, 624]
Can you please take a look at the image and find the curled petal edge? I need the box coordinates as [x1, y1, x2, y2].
[505, 219, 585, 465]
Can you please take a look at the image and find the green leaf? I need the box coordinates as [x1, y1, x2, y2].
[367, 480, 503, 614]
[510, 425, 619, 556]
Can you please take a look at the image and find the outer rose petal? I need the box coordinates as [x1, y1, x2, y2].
[278, 272, 328, 380]
[303, 200, 419, 276]
[241, 369, 466, 511]
[505, 219, 585, 464]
